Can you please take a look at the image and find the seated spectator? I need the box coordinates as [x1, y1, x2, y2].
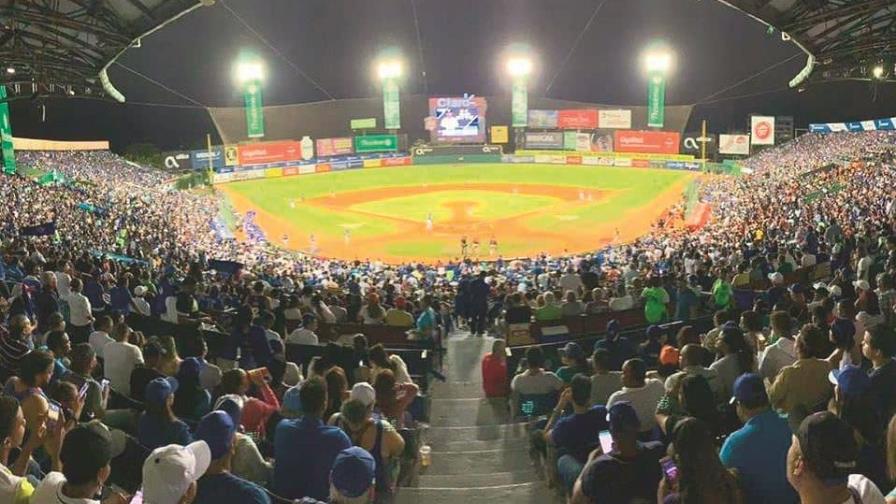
[36, 312, 65, 349]
[273, 377, 352, 500]
[173, 357, 212, 423]
[759, 311, 797, 380]
[673, 276, 700, 322]
[740, 309, 766, 352]
[504, 292, 533, 324]
[337, 398, 405, 500]
[511, 347, 563, 413]
[829, 366, 888, 490]
[358, 293, 386, 325]
[373, 369, 418, 429]
[141, 440, 212, 504]
[590, 349, 622, 405]
[0, 315, 34, 377]
[0, 395, 62, 502]
[132, 285, 151, 316]
[593, 320, 636, 371]
[658, 417, 744, 503]
[287, 313, 319, 345]
[710, 325, 756, 400]
[584, 288, 608, 314]
[61, 344, 108, 420]
[217, 368, 280, 436]
[607, 358, 665, 435]
[769, 324, 834, 422]
[720, 373, 798, 504]
[561, 291, 584, 317]
[384, 297, 414, 327]
[194, 411, 271, 504]
[103, 322, 143, 397]
[481, 339, 509, 398]
[656, 374, 720, 438]
[129, 341, 167, 402]
[608, 284, 635, 312]
[4, 351, 55, 439]
[571, 402, 664, 504]
[87, 316, 114, 360]
[664, 344, 720, 404]
[787, 412, 886, 504]
[638, 325, 664, 369]
[368, 344, 412, 385]
[534, 292, 562, 322]
[318, 447, 377, 504]
[45, 330, 71, 385]
[864, 327, 896, 421]
[214, 395, 273, 486]
[138, 377, 193, 450]
[546, 374, 608, 493]
[556, 342, 590, 384]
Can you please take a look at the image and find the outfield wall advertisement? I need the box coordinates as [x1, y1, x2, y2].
[524, 131, 564, 149]
[557, 109, 598, 129]
[315, 137, 354, 157]
[614, 131, 680, 155]
[238, 141, 302, 166]
[597, 110, 632, 129]
[719, 134, 750, 155]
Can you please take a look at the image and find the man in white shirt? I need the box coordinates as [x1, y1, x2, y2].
[759, 313, 798, 381]
[608, 285, 635, 312]
[197, 337, 223, 392]
[510, 347, 563, 415]
[88, 316, 114, 360]
[607, 358, 665, 434]
[132, 286, 152, 316]
[66, 278, 94, 345]
[286, 314, 319, 345]
[559, 268, 583, 296]
[103, 324, 144, 396]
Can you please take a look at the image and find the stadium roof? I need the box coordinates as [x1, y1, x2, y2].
[0, 0, 207, 101]
[720, 0, 896, 86]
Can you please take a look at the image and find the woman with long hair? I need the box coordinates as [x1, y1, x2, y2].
[373, 369, 419, 429]
[656, 375, 720, 440]
[857, 290, 885, 331]
[217, 368, 280, 436]
[710, 326, 755, 399]
[369, 344, 411, 385]
[324, 367, 349, 419]
[658, 417, 743, 504]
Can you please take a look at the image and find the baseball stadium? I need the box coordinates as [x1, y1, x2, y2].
[2, 1, 896, 504]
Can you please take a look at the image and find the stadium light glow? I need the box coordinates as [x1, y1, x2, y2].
[376, 59, 403, 80]
[234, 58, 265, 85]
[872, 64, 885, 80]
[643, 46, 674, 75]
[506, 56, 533, 77]
[5, 66, 13, 75]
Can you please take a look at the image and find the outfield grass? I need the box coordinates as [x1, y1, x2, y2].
[219, 163, 694, 262]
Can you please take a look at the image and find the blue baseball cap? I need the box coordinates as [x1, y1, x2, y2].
[177, 357, 204, 381]
[730, 373, 768, 405]
[196, 411, 236, 459]
[606, 320, 620, 335]
[145, 377, 178, 406]
[830, 318, 856, 348]
[829, 366, 871, 398]
[281, 384, 303, 418]
[789, 283, 805, 294]
[607, 401, 640, 433]
[646, 325, 663, 339]
[330, 447, 375, 498]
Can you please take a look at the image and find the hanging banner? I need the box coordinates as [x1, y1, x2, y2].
[647, 75, 666, 128]
[350, 118, 377, 130]
[597, 109, 632, 129]
[0, 86, 15, 174]
[718, 134, 751, 155]
[490, 125, 509, 144]
[527, 110, 559, 129]
[383, 78, 401, 130]
[614, 130, 680, 154]
[315, 137, 354, 157]
[511, 78, 528, 128]
[243, 81, 265, 139]
[751, 116, 775, 145]
[557, 109, 598, 129]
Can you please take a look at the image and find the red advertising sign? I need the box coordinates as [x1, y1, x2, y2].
[282, 166, 299, 176]
[566, 155, 583, 165]
[315, 137, 354, 157]
[238, 141, 302, 166]
[558, 109, 598, 130]
[382, 157, 412, 167]
[614, 130, 681, 154]
[632, 159, 650, 168]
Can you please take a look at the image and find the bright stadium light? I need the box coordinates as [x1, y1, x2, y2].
[643, 48, 673, 75]
[872, 64, 885, 80]
[376, 59, 403, 80]
[5, 66, 14, 75]
[506, 56, 533, 77]
[234, 58, 265, 85]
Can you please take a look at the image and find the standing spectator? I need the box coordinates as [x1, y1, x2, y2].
[196, 337, 222, 393]
[481, 339, 509, 398]
[368, 344, 412, 385]
[593, 320, 636, 371]
[87, 316, 114, 360]
[641, 276, 669, 324]
[607, 358, 665, 435]
[787, 412, 886, 504]
[273, 377, 352, 500]
[194, 411, 271, 504]
[674, 276, 700, 322]
[658, 417, 744, 503]
[287, 313, 320, 346]
[720, 373, 798, 504]
[759, 311, 798, 380]
[468, 272, 490, 337]
[66, 278, 93, 345]
[590, 349, 622, 406]
[559, 267, 583, 295]
[132, 285, 151, 316]
[103, 322, 143, 396]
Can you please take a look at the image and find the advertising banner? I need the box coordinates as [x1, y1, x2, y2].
[413, 145, 502, 157]
[238, 141, 302, 166]
[558, 109, 598, 129]
[363, 159, 382, 168]
[597, 109, 632, 129]
[718, 134, 751, 155]
[429, 95, 488, 144]
[315, 137, 354, 157]
[563, 131, 578, 150]
[511, 79, 528, 128]
[0, 86, 15, 174]
[614, 158, 633, 167]
[191, 148, 225, 170]
[632, 159, 650, 168]
[350, 118, 377, 130]
[592, 130, 615, 152]
[243, 82, 265, 139]
[751, 116, 776, 145]
[680, 133, 717, 157]
[354, 135, 398, 153]
[383, 79, 401, 129]
[647, 75, 665, 128]
[566, 155, 582, 164]
[614, 130, 680, 154]
[491, 125, 509, 144]
[527, 110, 559, 129]
[282, 167, 299, 176]
[524, 131, 564, 149]
[224, 145, 239, 166]
[310, 164, 327, 174]
[163, 152, 193, 171]
[265, 168, 283, 178]
[382, 157, 411, 167]
[575, 133, 592, 152]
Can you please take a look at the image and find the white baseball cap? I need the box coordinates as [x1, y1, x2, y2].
[134, 286, 148, 296]
[349, 382, 376, 407]
[768, 272, 784, 284]
[142, 441, 212, 504]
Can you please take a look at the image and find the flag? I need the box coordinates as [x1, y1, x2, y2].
[208, 259, 244, 275]
[19, 221, 56, 236]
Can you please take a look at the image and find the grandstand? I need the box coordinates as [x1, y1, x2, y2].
[2, 1, 896, 504]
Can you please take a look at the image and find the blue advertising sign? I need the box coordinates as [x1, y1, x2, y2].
[190, 148, 225, 170]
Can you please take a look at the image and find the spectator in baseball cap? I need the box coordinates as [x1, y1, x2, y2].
[138, 377, 193, 450]
[328, 447, 375, 504]
[593, 320, 635, 371]
[720, 373, 798, 504]
[556, 342, 589, 384]
[194, 411, 270, 504]
[173, 357, 211, 423]
[571, 402, 664, 504]
[142, 441, 212, 504]
[787, 412, 886, 503]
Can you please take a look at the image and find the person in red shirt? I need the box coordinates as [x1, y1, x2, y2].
[482, 339, 509, 398]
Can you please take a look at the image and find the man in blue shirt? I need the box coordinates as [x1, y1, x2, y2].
[547, 374, 608, 493]
[273, 377, 352, 500]
[720, 373, 798, 504]
[195, 410, 271, 504]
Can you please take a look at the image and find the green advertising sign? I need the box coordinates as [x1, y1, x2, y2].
[382, 78, 401, 130]
[243, 81, 265, 139]
[647, 74, 665, 128]
[354, 134, 398, 153]
[563, 131, 578, 150]
[0, 86, 15, 175]
[350, 118, 377, 130]
[511, 77, 528, 128]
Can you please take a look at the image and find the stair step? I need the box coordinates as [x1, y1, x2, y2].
[429, 380, 487, 399]
[429, 397, 512, 427]
[418, 470, 540, 487]
[425, 422, 530, 444]
[429, 437, 529, 451]
[426, 447, 533, 475]
[395, 482, 561, 504]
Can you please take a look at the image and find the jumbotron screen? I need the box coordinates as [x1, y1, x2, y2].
[428, 95, 488, 144]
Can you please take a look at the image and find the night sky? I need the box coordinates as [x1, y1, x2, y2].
[8, 0, 896, 150]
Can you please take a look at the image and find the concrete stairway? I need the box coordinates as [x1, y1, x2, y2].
[395, 334, 560, 504]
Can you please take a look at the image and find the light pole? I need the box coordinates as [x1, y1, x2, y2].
[506, 54, 533, 130]
[643, 45, 673, 129]
[376, 56, 403, 131]
[235, 55, 266, 139]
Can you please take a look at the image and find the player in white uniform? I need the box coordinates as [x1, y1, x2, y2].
[426, 212, 434, 232]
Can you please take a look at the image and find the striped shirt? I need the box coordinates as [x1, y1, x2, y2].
[0, 327, 30, 376]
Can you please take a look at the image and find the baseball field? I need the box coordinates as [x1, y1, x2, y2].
[218, 163, 697, 263]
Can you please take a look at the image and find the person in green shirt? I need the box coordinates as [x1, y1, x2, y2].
[712, 273, 734, 310]
[641, 277, 670, 324]
[535, 292, 563, 322]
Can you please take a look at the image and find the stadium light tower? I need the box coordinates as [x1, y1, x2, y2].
[375, 52, 404, 130]
[872, 64, 885, 80]
[505, 46, 534, 131]
[234, 54, 265, 139]
[642, 44, 674, 129]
